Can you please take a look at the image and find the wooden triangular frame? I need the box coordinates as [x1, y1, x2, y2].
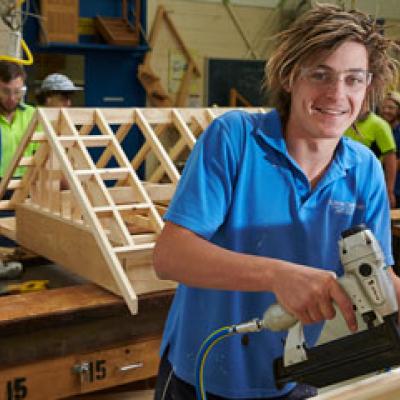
[0, 107, 265, 314]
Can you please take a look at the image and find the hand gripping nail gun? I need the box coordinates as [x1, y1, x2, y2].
[263, 224, 400, 389]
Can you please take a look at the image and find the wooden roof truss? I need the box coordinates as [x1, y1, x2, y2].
[0, 107, 265, 314]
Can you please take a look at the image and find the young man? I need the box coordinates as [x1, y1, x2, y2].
[153, 4, 400, 400]
[0, 61, 37, 178]
[36, 73, 82, 107]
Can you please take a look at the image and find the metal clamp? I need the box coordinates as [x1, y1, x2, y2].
[73, 361, 89, 374]
[72, 361, 90, 384]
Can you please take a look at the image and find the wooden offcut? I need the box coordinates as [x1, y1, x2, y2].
[0, 107, 265, 314]
[40, 0, 79, 43]
[95, 0, 141, 46]
[315, 368, 400, 399]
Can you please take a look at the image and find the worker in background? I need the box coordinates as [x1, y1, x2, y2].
[379, 91, 400, 207]
[0, 61, 37, 179]
[36, 73, 82, 107]
[153, 4, 400, 400]
[0, 61, 37, 247]
[344, 109, 397, 208]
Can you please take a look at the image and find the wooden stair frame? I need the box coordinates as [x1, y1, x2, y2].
[0, 107, 265, 314]
[95, 0, 141, 46]
[138, 5, 201, 107]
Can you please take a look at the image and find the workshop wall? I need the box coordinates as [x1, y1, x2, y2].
[146, 0, 274, 106]
[145, 0, 400, 107]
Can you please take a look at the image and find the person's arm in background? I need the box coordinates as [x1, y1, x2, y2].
[382, 151, 397, 208]
[374, 116, 397, 208]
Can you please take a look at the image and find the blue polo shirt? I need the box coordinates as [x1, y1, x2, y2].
[161, 109, 393, 398]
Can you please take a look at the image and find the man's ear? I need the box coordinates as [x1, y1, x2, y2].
[283, 80, 291, 93]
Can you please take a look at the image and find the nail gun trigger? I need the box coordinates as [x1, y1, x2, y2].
[362, 310, 377, 328]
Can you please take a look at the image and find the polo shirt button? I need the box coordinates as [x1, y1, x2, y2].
[241, 334, 250, 346]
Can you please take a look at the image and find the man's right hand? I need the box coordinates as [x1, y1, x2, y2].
[271, 263, 357, 332]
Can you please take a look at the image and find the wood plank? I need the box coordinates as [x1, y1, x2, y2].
[0, 199, 13, 210]
[0, 283, 121, 324]
[142, 182, 175, 202]
[130, 124, 168, 172]
[16, 205, 173, 298]
[96, 123, 133, 169]
[171, 109, 196, 149]
[391, 209, 400, 221]
[135, 110, 180, 184]
[17, 204, 121, 295]
[19, 156, 35, 166]
[315, 368, 400, 399]
[10, 142, 51, 206]
[0, 216, 16, 240]
[125, 258, 177, 295]
[58, 136, 112, 147]
[162, 6, 201, 75]
[7, 179, 23, 190]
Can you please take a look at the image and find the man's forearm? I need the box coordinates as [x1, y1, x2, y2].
[153, 221, 356, 330]
[153, 221, 280, 291]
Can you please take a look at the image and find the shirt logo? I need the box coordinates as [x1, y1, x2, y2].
[328, 199, 364, 215]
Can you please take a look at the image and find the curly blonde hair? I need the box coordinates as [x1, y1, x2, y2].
[266, 3, 398, 122]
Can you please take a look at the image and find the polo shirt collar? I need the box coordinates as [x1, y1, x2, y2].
[334, 136, 362, 171]
[256, 109, 360, 172]
[0, 103, 26, 124]
[255, 109, 287, 154]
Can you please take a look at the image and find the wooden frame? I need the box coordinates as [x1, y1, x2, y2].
[0, 107, 265, 314]
[138, 5, 201, 107]
[315, 368, 400, 399]
[229, 88, 253, 107]
[95, 0, 141, 46]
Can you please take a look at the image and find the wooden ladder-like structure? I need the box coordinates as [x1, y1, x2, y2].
[0, 107, 265, 314]
[138, 5, 201, 107]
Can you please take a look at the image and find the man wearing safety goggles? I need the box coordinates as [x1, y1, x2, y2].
[0, 61, 37, 179]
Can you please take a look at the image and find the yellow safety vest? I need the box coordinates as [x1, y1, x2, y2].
[0, 104, 37, 177]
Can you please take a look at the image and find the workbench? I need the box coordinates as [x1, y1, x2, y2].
[0, 261, 173, 400]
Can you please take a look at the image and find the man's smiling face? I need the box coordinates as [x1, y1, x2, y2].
[286, 41, 369, 140]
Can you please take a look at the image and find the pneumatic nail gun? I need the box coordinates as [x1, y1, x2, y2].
[264, 224, 400, 388]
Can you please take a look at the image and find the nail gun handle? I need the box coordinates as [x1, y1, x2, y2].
[262, 303, 297, 331]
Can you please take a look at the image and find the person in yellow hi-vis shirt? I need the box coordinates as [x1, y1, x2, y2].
[0, 61, 38, 247]
[345, 110, 397, 208]
[0, 61, 37, 179]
